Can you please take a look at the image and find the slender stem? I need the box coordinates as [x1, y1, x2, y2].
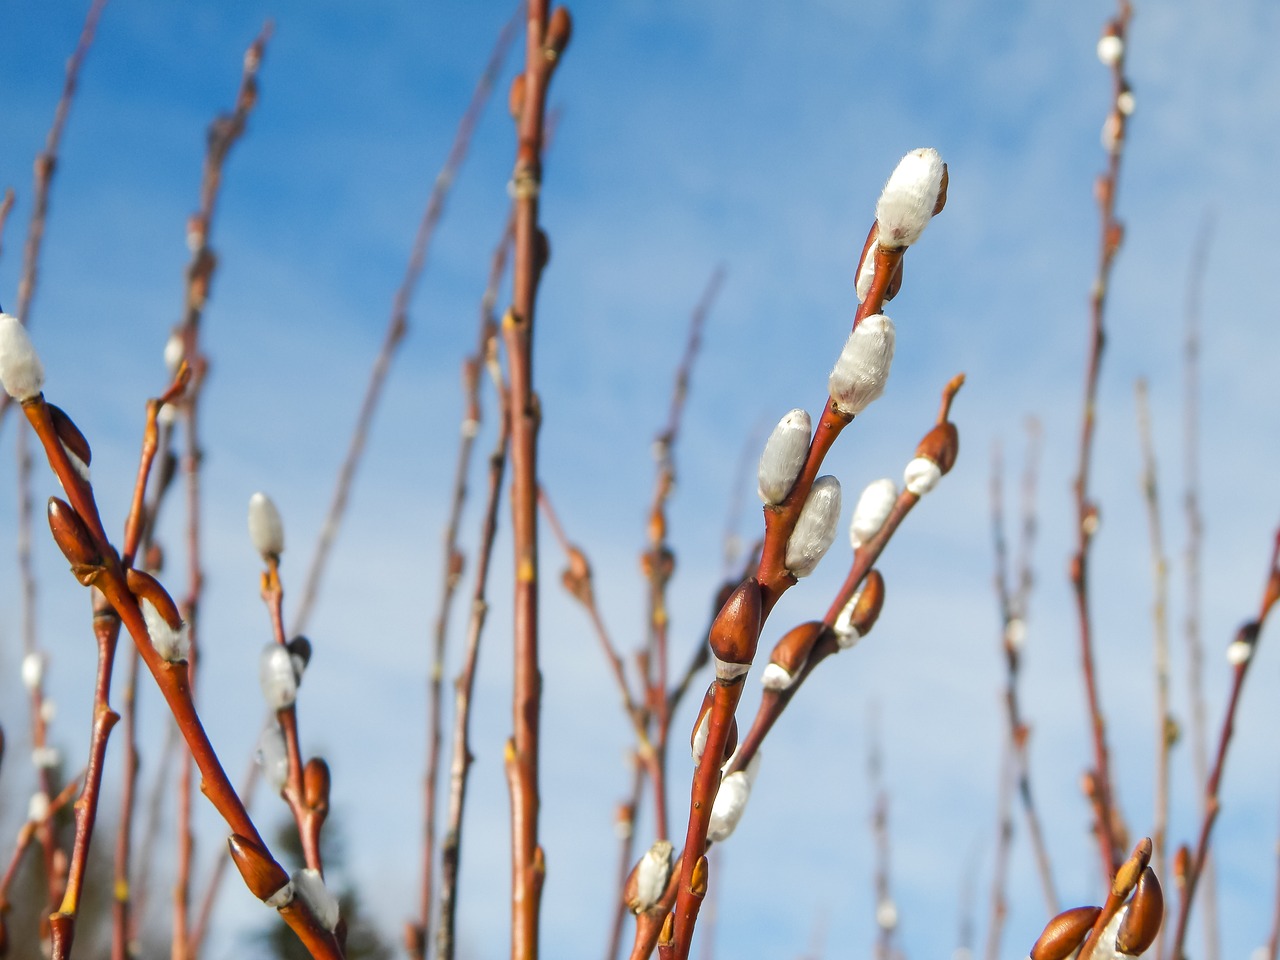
[1267, 786, 1280, 960]
[868, 708, 899, 960]
[436, 354, 510, 960]
[291, 2, 521, 636]
[1167, 529, 1280, 960]
[1069, 0, 1133, 880]
[606, 765, 643, 960]
[0, 188, 15, 257]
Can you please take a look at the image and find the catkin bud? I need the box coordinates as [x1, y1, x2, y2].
[757, 409, 812, 505]
[785, 476, 842, 578]
[260, 644, 298, 710]
[27, 791, 50, 824]
[288, 635, 313, 680]
[303, 758, 331, 811]
[874, 149, 946, 249]
[228, 833, 291, 902]
[903, 457, 942, 496]
[829, 315, 895, 416]
[1116, 868, 1163, 956]
[707, 753, 761, 842]
[292, 868, 340, 932]
[48, 405, 92, 481]
[1097, 26, 1123, 67]
[708, 579, 762, 678]
[689, 688, 739, 763]
[544, 6, 572, 61]
[164, 330, 185, 373]
[248, 492, 285, 558]
[21, 652, 45, 691]
[762, 621, 824, 691]
[833, 570, 885, 649]
[1226, 622, 1258, 666]
[0, 312, 45, 401]
[141, 598, 190, 662]
[47, 497, 101, 579]
[257, 725, 289, 793]
[850, 478, 897, 548]
[916, 421, 960, 476]
[624, 840, 674, 914]
[1030, 906, 1101, 960]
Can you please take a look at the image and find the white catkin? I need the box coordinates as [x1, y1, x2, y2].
[855, 238, 879, 302]
[707, 754, 761, 842]
[785, 476, 842, 577]
[760, 662, 795, 691]
[1226, 639, 1253, 666]
[292, 868, 339, 931]
[164, 331, 184, 373]
[833, 590, 864, 650]
[0, 312, 45, 401]
[691, 712, 710, 763]
[27, 791, 51, 824]
[758, 409, 812, 505]
[259, 644, 298, 710]
[248, 492, 285, 557]
[714, 656, 750, 681]
[1090, 905, 1132, 960]
[632, 840, 674, 913]
[874, 148, 945, 249]
[32, 746, 61, 769]
[850, 478, 897, 548]
[257, 724, 290, 793]
[828, 315, 895, 416]
[265, 880, 295, 909]
[1097, 34, 1124, 67]
[21, 651, 44, 691]
[904, 457, 942, 496]
[141, 598, 189, 662]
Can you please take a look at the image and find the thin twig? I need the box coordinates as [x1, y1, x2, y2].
[1068, 0, 1133, 880]
[1134, 378, 1171, 960]
[291, 2, 522, 636]
[0, 188, 15, 260]
[1167, 527, 1280, 960]
[1266, 788, 1280, 960]
[868, 707, 901, 960]
[1181, 214, 1218, 960]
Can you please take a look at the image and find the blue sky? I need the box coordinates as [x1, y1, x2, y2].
[2, 1, 1280, 958]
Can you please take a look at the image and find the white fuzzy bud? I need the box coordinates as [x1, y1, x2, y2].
[707, 753, 761, 842]
[40, 699, 57, 724]
[248, 492, 285, 558]
[163, 331, 185, 373]
[259, 644, 298, 710]
[875, 148, 945, 249]
[27, 792, 51, 824]
[785, 475, 842, 578]
[850, 478, 897, 549]
[904, 457, 942, 496]
[855, 239, 879, 302]
[292, 868, 339, 932]
[141, 598, 190, 662]
[691, 712, 710, 764]
[1097, 34, 1124, 67]
[1005, 618, 1026, 651]
[265, 880, 295, 909]
[0, 312, 45, 401]
[60, 441, 91, 483]
[1090, 903, 1130, 960]
[1116, 89, 1135, 116]
[832, 590, 864, 650]
[758, 409, 812, 505]
[257, 724, 290, 793]
[760, 662, 796, 691]
[1102, 114, 1122, 154]
[829, 315, 895, 416]
[157, 401, 178, 426]
[1226, 638, 1253, 666]
[21, 651, 45, 691]
[713, 656, 751, 682]
[32, 745, 61, 769]
[876, 898, 899, 931]
[631, 840, 674, 913]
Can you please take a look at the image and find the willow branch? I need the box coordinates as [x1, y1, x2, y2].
[291, 3, 522, 636]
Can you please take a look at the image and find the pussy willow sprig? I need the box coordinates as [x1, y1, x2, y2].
[1166, 526, 1280, 960]
[660, 148, 948, 960]
[1070, 0, 1134, 879]
[502, 4, 571, 956]
[0, 324, 343, 958]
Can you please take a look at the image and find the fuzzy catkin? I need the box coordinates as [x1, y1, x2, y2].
[829, 315, 895, 416]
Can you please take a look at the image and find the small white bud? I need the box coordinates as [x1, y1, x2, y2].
[21, 651, 45, 691]
[760, 662, 796, 691]
[1116, 89, 1135, 115]
[713, 656, 750, 682]
[0, 312, 45, 401]
[1090, 903, 1128, 960]
[292, 868, 339, 932]
[40, 699, 57, 724]
[157, 401, 178, 427]
[1005, 618, 1027, 651]
[60, 441, 91, 483]
[707, 753, 761, 842]
[875, 148, 945, 249]
[32, 745, 61, 769]
[1102, 114, 1122, 154]
[758, 409, 812, 505]
[904, 457, 942, 496]
[257, 724, 290, 793]
[631, 840, 675, 913]
[850, 478, 897, 549]
[1226, 638, 1253, 666]
[1097, 34, 1124, 67]
[691, 712, 710, 763]
[265, 880, 296, 909]
[460, 418, 479, 439]
[141, 598, 189, 662]
[876, 898, 899, 931]
[27, 791, 51, 824]
[164, 331, 185, 373]
[855, 238, 879, 302]
[829, 315, 895, 416]
[260, 644, 298, 710]
[248, 492, 285, 558]
[832, 590, 864, 650]
[785, 475, 842, 578]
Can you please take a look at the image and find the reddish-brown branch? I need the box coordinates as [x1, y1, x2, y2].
[1167, 528, 1280, 960]
[1069, 0, 1133, 881]
[0, 188, 15, 258]
[291, 3, 521, 636]
[0, 775, 82, 946]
